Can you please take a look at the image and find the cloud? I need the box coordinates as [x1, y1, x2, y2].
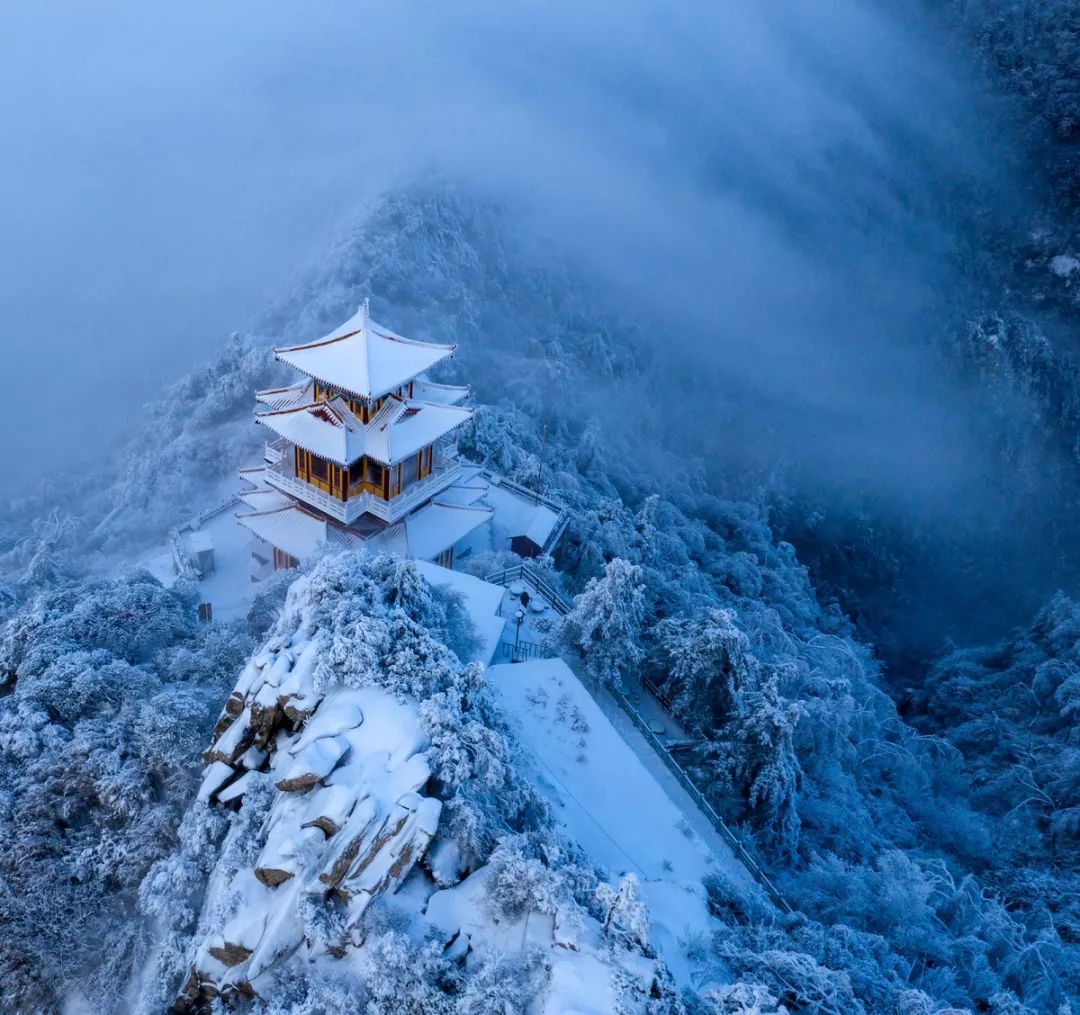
[0, 1, 1014, 512]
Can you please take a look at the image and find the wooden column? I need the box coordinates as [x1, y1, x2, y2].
[273, 548, 297, 571]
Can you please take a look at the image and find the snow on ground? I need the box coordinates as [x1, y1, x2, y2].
[426, 865, 641, 1015]
[414, 559, 507, 663]
[456, 476, 560, 560]
[488, 658, 752, 985]
[187, 508, 258, 621]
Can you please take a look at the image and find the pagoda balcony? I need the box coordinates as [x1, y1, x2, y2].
[262, 439, 462, 525]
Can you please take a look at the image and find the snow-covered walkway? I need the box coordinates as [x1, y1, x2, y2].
[488, 658, 755, 986]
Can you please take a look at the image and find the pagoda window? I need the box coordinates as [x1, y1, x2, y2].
[402, 454, 419, 487]
[361, 461, 386, 498]
[309, 456, 328, 482]
[330, 464, 346, 500]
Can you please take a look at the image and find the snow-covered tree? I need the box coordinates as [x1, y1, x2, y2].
[650, 608, 757, 734]
[597, 872, 651, 952]
[560, 557, 647, 689]
[698, 675, 804, 858]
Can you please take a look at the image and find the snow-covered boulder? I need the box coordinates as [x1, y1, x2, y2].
[146, 554, 677, 1015]
[178, 627, 443, 1007]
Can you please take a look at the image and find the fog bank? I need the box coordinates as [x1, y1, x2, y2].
[1, 2, 1014, 512]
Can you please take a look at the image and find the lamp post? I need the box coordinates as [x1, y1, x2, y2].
[514, 607, 525, 662]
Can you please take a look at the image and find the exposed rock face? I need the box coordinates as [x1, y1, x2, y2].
[157, 556, 675, 1015]
[176, 628, 441, 1011]
[207, 942, 252, 967]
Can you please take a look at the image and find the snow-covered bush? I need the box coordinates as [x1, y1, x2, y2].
[482, 833, 598, 923]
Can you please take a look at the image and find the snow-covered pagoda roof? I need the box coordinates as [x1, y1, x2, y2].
[255, 394, 474, 468]
[236, 503, 347, 560]
[411, 377, 470, 406]
[399, 501, 492, 560]
[254, 380, 311, 412]
[254, 374, 469, 414]
[274, 301, 457, 403]
[236, 498, 491, 563]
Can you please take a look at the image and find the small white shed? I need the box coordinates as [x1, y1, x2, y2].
[188, 529, 215, 576]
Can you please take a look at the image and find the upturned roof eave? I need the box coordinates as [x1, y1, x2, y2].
[382, 409, 473, 467]
[272, 347, 458, 404]
[254, 414, 353, 469]
[255, 401, 474, 469]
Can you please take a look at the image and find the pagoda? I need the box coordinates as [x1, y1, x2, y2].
[236, 301, 492, 576]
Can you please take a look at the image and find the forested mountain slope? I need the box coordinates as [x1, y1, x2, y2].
[1, 175, 1079, 1011]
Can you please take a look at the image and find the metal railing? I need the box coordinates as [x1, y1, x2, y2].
[170, 527, 199, 579]
[485, 563, 574, 615]
[495, 638, 546, 663]
[608, 683, 793, 914]
[543, 508, 572, 554]
[195, 494, 241, 527]
[488, 473, 566, 515]
[642, 674, 675, 711]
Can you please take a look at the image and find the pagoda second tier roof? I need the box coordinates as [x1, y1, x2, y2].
[274, 303, 457, 402]
[236, 497, 492, 564]
[254, 374, 469, 412]
[411, 377, 470, 406]
[255, 394, 474, 467]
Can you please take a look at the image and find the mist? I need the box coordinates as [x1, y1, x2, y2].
[0, 2, 1022, 520]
